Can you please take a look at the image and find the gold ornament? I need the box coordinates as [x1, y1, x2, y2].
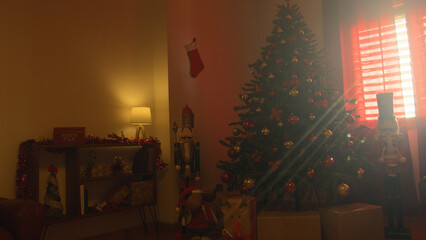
[337, 183, 350, 196]
[249, 68, 255, 75]
[261, 127, 270, 135]
[292, 56, 299, 63]
[277, 121, 284, 127]
[289, 89, 299, 96]
[357, 168, 365, 179]
[309, 113, 316, 120]
[261, 62, 267, 68]
[283, 140, 294, 149]
[232, 128, 240, 136]
[233, 145, 241, 153]
[241, 94, 249, 101]
[268, 73, 275, 79]
[280, 39, 287, 44]
[277, 28, 283, 33]
[243, 178, 255, 189]
[256, 106, 262, 113]
[300, 30, 305, 35]
[323, 129, 333, 138]
[306, 77, 313, 83]
[286, 14, 292, 20]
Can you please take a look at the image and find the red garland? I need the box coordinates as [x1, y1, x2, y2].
[16, 136, 167, 199]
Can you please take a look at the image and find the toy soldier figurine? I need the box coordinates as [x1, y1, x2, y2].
[174, 104, 200, 189]
[376, 93, 410, 239]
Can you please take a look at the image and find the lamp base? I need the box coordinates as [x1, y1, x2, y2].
[135, 125, 147, 140]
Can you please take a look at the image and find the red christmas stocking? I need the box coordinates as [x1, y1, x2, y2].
[185, 38, 204, 78]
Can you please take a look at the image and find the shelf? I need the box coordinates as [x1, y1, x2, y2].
[37, 143, 141, 149]
[80, 172, 154, 183]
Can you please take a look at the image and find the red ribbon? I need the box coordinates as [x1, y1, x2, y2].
[270, 108, 283, 121]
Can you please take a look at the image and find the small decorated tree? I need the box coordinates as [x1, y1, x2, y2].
[217, 1, 370, 210]
[44, 165, 64, 218]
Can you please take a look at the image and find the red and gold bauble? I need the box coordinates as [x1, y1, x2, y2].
[309, 113, 316, 120]
[306, 77, 313, 83]
[285, 181, 296, 193]
[283, 140, 294, 149]
[306, 169, 315, 178]
[337, 183, 350, 196]
[288, 114, 300, 125]
[221, 172, 230, 183]
[323, 156, 335, 168]
[310, 135, 317, 142]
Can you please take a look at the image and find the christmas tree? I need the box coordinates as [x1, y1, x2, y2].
[217, 1, 370, 209]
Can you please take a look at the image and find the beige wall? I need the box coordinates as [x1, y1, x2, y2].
[0, 0, 170, 239]
[167, 0, 323, 191]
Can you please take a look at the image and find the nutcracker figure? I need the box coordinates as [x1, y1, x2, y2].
[174, 104, 201, 189]
[376, 93, 410, 239]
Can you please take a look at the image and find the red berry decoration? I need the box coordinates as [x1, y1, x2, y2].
[287, 114, 300, 125]
[306, 169, 315, 178]
[285, 181, 296, 193]
[221, 172, 230, 183]
[310, 135, 317, 142]
[252, 153, 262, 162]
[323, 156, 335, 168]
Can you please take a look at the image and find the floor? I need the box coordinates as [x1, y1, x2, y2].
[81, 216, 426, 240]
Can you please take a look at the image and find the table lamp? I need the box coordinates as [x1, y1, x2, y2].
[130, 107, 152, 140]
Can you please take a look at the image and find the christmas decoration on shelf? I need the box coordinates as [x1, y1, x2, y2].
[173, 105, 201, 189]
[216, 0, 371, 210]
[44, 165, 64, 218]
[16, 136, 166, 200]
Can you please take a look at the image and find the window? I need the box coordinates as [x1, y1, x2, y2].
[353, 2, 415, 121]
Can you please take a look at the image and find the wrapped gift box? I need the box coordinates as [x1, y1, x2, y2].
[91, 162, 112, 178]
[221, 196, 256, 240]
[129, 180, 154, 206]
[257, 210, 321, 240]
[320, 202, 385, 240]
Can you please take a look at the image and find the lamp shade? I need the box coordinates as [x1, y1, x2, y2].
[130, 107, 152, 125]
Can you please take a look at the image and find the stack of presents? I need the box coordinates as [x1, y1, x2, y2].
[177, 185, 385, 240]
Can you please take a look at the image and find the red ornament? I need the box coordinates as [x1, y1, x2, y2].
[310, 135, 317, 142]
[272, 146, 279, 152]
[221, 172, 230, 183]
[285, 181, 296, 193]
[307, 98, 314, 104]
[268, 160, 281, 171]
[228, 149, 236, 158]
[287, 114, 300, 125]
[347, 140, 354, 148]
[323, 156, 335, 168]
[269, 91, 276, 96]
[306, 169, 315, 178]
[243, 121, 252, 129]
